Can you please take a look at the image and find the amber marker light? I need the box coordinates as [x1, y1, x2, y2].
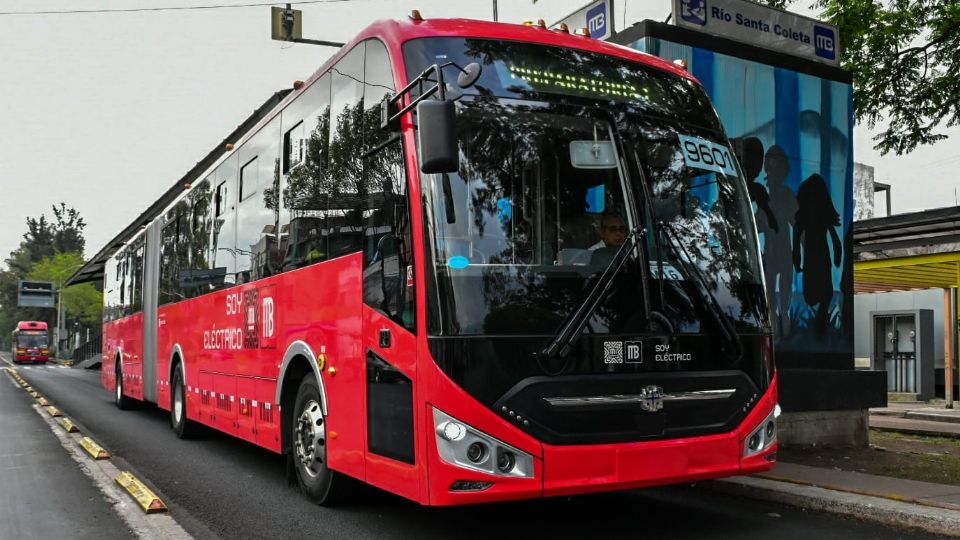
[409, 9, 423, 21]
[292, 80, 304, 90]
[225, 143, 234, 151]
[557, 23, 570, 33]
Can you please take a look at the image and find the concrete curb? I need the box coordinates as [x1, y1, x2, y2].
[870, 424, 960, 439]
[711, 475, 960, 537]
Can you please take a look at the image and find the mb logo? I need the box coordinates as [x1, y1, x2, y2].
[625, 341, 643, 364]
[586, 2, 607, 38]
[814, 25, 836, 61]
[679, 0, 707, 26]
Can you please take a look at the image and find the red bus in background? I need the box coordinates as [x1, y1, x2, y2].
[12, 321, 50, 363]
[81, 15, 779, 507]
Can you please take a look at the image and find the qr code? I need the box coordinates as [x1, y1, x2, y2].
[604, 341, 624, 364]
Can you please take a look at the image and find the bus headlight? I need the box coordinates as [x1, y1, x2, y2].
[743, 404, 778, 458]
[433, 408, 534, 479]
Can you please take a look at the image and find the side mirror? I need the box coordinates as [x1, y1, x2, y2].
[457, 62, 482, 88]
[417, 100, 458, 174]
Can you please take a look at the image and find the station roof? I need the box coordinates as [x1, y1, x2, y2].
[854, 206, 960, 293]
[65, 89, 292, 287]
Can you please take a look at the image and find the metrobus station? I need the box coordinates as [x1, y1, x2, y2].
[59, 0, 896, 506]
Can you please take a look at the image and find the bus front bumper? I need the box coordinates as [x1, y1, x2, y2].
[427, 376, 778, 505]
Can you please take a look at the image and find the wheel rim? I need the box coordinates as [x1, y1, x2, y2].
[295, 399, 326, 478]
[173, 379, 183, 424]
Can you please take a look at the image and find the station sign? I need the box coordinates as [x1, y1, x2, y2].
[550, 0, 614, 41]
[18, 280, 55, 308]
[672, 0, 840, 65]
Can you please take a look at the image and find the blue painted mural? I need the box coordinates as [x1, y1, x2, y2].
[628, 37, 854, 360]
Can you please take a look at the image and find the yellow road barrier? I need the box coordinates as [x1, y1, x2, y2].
[78, 437, 110, 460]
[115, 472, 168, 513]
[58, 418, 78, 433]
[45, 406, 61, 417]
[38, 398, 49, 406]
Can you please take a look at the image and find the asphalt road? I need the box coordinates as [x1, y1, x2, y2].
[0, 365, 132, 540]
[7, 357, 943, 540]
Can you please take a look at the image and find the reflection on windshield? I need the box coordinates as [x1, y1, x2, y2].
[408, 37, 768, 337]
[424, 102, 648, 336]
[626, 116, 766, 332]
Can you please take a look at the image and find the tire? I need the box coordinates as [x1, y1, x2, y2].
[291, 375, 356, 506]
[170, 363, 200, 438]
[115, 361, 134, 410]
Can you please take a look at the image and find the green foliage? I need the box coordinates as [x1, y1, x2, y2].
[28, 252, 101, 326]
[763, 0, 960, 155]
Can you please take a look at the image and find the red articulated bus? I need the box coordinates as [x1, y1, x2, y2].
[12, 321, 50, 364]
[94, 15, 778, 506]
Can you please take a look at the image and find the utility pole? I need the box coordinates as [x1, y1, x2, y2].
[55, 276, 63, 358]
[493, 0, 498, 21]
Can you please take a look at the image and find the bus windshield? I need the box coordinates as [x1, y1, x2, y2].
[16, 333, 48, 348]
[405, 38, 766, 337]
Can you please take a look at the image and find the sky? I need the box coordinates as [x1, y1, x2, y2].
[0, 0, 957, 267]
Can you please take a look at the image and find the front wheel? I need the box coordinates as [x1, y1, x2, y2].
[170, 363, 200, 438]
[291, 375, 356, 506]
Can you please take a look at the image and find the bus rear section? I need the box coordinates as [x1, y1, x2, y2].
[12, 321, 50, 363]
[86, 17, 778, 508]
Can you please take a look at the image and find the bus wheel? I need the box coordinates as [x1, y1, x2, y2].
[171, 363, 200, 438]
[115, 362, 134, 410]
[291, 375, 355, 506]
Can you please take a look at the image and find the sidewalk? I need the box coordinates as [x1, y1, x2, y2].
[717, 461, 960, 537]
[713, 403, 960, 537]
[871, 401, 960, 437]
[0, 367, 132, 540]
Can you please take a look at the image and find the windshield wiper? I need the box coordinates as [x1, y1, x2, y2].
[538, 227, 646, 363]
[657, 221, 743, 361]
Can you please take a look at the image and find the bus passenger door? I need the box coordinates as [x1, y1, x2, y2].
[359, 167, 419, 501]
[362, 301, 418, 502]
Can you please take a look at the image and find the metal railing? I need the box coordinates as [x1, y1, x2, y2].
[71, 333, 102, 367]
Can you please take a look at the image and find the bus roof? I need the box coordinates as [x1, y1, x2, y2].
[15, 321, 48, 332]
[355, 17, 694, 81]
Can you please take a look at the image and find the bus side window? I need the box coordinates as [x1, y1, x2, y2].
[327, 42, 365, 261]
[211, 157, 238, 289]
[361, 39, 413, 331]
[130, 238, 144, 313]
[236, 116, 282, 283]
[278, 73, 332, 272]
[184, 179, 215, 298]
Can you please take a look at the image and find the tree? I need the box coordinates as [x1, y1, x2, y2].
[0, 204, 95, 350]
[52, 202, 86, 254]
[763, 0, 960, 155]
[28, 252, 101, 327]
